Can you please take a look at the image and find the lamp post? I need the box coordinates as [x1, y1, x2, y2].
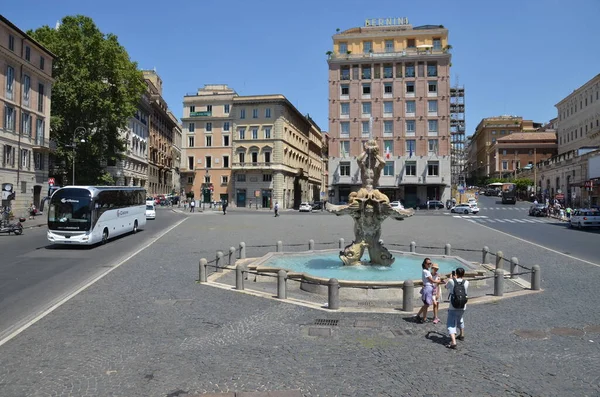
[72, 127, 86, 185]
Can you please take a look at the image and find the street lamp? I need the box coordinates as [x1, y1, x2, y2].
[72, 127, 87, 185]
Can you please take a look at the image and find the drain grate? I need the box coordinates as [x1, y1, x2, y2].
[314, 319, 339, 326]
[358, 301, 375, 307]
[391, 329, 415, 337]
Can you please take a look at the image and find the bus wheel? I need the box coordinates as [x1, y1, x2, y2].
[133, 220, 138, 234]
[102, 228, 109, 244]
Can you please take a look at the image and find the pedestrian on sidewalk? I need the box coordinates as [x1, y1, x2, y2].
[445, 267, 469, 349]
[416, 258, 439, 323]
[29, 203, 37, 220]
[274, 201, 280, 217]
[190, 200, 196, 213]
[222, 200, 228, 215]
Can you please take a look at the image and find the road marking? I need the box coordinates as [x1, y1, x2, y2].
[0, 217, 188, 348]
[470, 219, 600, 267]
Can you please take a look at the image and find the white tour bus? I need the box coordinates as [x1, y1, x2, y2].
[47, 186, 147, 245]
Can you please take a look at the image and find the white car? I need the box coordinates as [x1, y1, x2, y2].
[468, 198, 477, 205]
[569, 209, 600, 229]
[299, 202, 313, 212]
[145, 204, 156, 220]
[451, 204, 475, 214]
[390, 201, 404, 209]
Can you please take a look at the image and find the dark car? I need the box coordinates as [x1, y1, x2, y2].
[310, 202, 323, 211]
[529, 204, 547, 217]
[422, 200, 444, 209]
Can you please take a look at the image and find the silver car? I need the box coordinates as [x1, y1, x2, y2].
[451, 204, 474, 214]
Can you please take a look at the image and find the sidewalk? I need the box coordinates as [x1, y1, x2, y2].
[21, 214, 47, 229]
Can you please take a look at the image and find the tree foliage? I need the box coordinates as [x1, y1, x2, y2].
[28, 15, 146, 185]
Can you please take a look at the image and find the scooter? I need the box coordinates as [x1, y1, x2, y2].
[0, 219, 24, 235]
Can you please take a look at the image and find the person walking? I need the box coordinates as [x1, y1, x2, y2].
[445, 267, 469, 349]
[222, 200, 228, 215]
[190, 199, 196, 213]
[274, 201, 280, 217]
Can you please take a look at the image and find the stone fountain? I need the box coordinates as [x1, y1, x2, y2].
[327, 139, 414, 266]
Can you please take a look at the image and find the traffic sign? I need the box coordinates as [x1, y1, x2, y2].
[48, 177, 55, 185]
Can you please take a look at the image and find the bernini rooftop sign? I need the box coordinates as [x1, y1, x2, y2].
[365, 17, 409, 27]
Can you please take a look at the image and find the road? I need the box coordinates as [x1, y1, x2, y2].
[0, 207, 185, 342]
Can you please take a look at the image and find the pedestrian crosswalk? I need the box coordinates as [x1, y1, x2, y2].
[477, 207, 529, 211]
[453, 215, 554, 224]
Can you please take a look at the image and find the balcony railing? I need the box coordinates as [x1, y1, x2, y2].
[32, 137, 55, 151]
[329, 48, 448, 61]
[232, 162, 273, 169]
[190, 111, 212, 117]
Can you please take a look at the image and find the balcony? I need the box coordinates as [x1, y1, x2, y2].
[232, 162, 273, 170]
[190, 111, 212, 117]
[32, 137, 55, 152]
[329, 48, 449, 62]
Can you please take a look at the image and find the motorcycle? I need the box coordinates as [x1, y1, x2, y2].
[0, 219, 23, 235]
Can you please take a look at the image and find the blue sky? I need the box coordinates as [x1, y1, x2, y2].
[4, 0, 599, 136]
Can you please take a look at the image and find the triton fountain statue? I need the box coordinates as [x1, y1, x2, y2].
[326, 139, 414, 266]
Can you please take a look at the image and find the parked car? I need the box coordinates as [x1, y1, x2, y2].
[310, 202, 323, 211]
[424, 200, 444, 209]
[145, 204, 156, 220]
[569, 209, 600, 229]
[451, 204, 474, 214]
[529, 204, 547, 217]
[390, 201, 404, 209]
[299, 202, 313, 212]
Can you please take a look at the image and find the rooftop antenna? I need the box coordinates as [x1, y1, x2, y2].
[54, 20, 61, 30]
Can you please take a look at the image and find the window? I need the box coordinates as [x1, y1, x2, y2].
[339, 42, 347, 54]
[224, 104, 230, 113]
[204, 175, 211, 184]
[205, 156, 212, 168]
[34, 152, 43, 170]
[22, 113, 32, 136]
[384, 83, 393, 95]
[252, 108, 259, 118]
[383, 140, 393, 156]
[361, 65, 371, 79]
[188, 136, 194, 147]
[237, 173, 246, 182]
[221, 175, 229, 184]
[189, 123, 195, 132]
[206, 105, 212, 113]
[500, 130, 506, 135]
[383, 64, 393, 78]
[40, 57, 45, 70]
[361, 121, 370, 136]
[23, 74, 30, 106]
[383, 101, 393, 115]
[385, 40, 394, 53]
[340, 162, 351, 176]
[363, 41, 372, 53]
[238, 152, 245, 163]
[428, 120, 438, 133]
[492, 138, 496, 144]
[223, 135, 230, 146]
[8, 35, 15, 51]
[406, 82, 415, 95]
[406, 101, 416, 114]
[383, 161, 394, 176]
[6, 65, 14, 100]
[36, 118, 44, 140]
[188, 156, 194, 170]
[428, 100, 438, 113]
[4, 105, 15, 131]
[190, 105, 195, 113]
[362, 102, 371, 115]
[264, 152, 271, 163]
[428, 139, 438, 154]
[252, 128, 258, 139]
[3, 145, 13, 166]
[405, 120, 415, 134]
[433, 38, 442, 50]
[428, 81, 437, 95]
[21, 149, 29, 168]
[405, 161, 416, 176]
[502, 149, 507, 155]
[265, 108, 271, 118]
[223, 121, 230, 131]
[260, 174, 272, 183]
[362, 83, 371, 95]
[264, 127, 271, 139]
[340, 102, 350, 116]
[206, 122, 212, 132]
[405, 63, 415, 77]
[341, 67, 350, 80]
[38, 83, 44, 112]
[406, 139, 416, 156]
[25, 46, 31, 61]
[205, 136, 212, 147]
[240, 109, 246, 119]
[251, 152, 258, 163]
[341, 84, 349, 96]
[427, 161, 439, 176]
[407, 39, 416, 48]
[340, 122, 350, 136]
[502, 161, 508, 170]
[238, 128, 245, 140]
[384, 121, 393, 135]
[427, 63, 438, 77]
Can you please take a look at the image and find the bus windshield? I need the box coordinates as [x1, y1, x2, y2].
[48, 188, 92, 231]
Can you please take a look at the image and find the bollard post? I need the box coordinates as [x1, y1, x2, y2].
[228, 247, 236, 266]
[328, 278, 340, 310]
[276, 241, 283, 252]
[199, 258, 207, 283]
[239, 242, 246, 259]
[531, 265, 541, 291]
[402, 280, 414, 312]
[494, 268, 504, 296]
[510, 257, 519, 279]
[277, 269, 287, 299]
[236, 264, 245, 290]
[216, 251, 224, 273]
[410, 241, 416, 253]
[495, 251, 504, 271]
[308, 239, 315, 251]
[339, 238, 345, 250]
[482, 246, 489, 264]
[445, 243, 451, 256]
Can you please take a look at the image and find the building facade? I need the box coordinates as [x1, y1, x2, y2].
[170, 112, 182, 197]
[327, 20, 452, 208]
[488, 132, 557, 179]
[144, 70, 177, 196]
[0, 15, 54, 216]
[231, 95, 324, 209]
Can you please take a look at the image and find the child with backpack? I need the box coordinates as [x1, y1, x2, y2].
[445, 267, 469, 349]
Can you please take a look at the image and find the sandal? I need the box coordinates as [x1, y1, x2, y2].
[446, 343, 457, 349]
[457, 335, 465, 341]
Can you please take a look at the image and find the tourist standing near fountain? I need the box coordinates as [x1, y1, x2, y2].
[416, 258, 445, 323]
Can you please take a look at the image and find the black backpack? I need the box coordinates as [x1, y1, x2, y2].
[451, 280, 468, 309]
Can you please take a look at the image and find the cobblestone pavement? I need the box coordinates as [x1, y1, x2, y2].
[0, 212, 599, 396]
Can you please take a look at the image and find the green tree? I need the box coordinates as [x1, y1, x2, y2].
[29, 15, 146, 185]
